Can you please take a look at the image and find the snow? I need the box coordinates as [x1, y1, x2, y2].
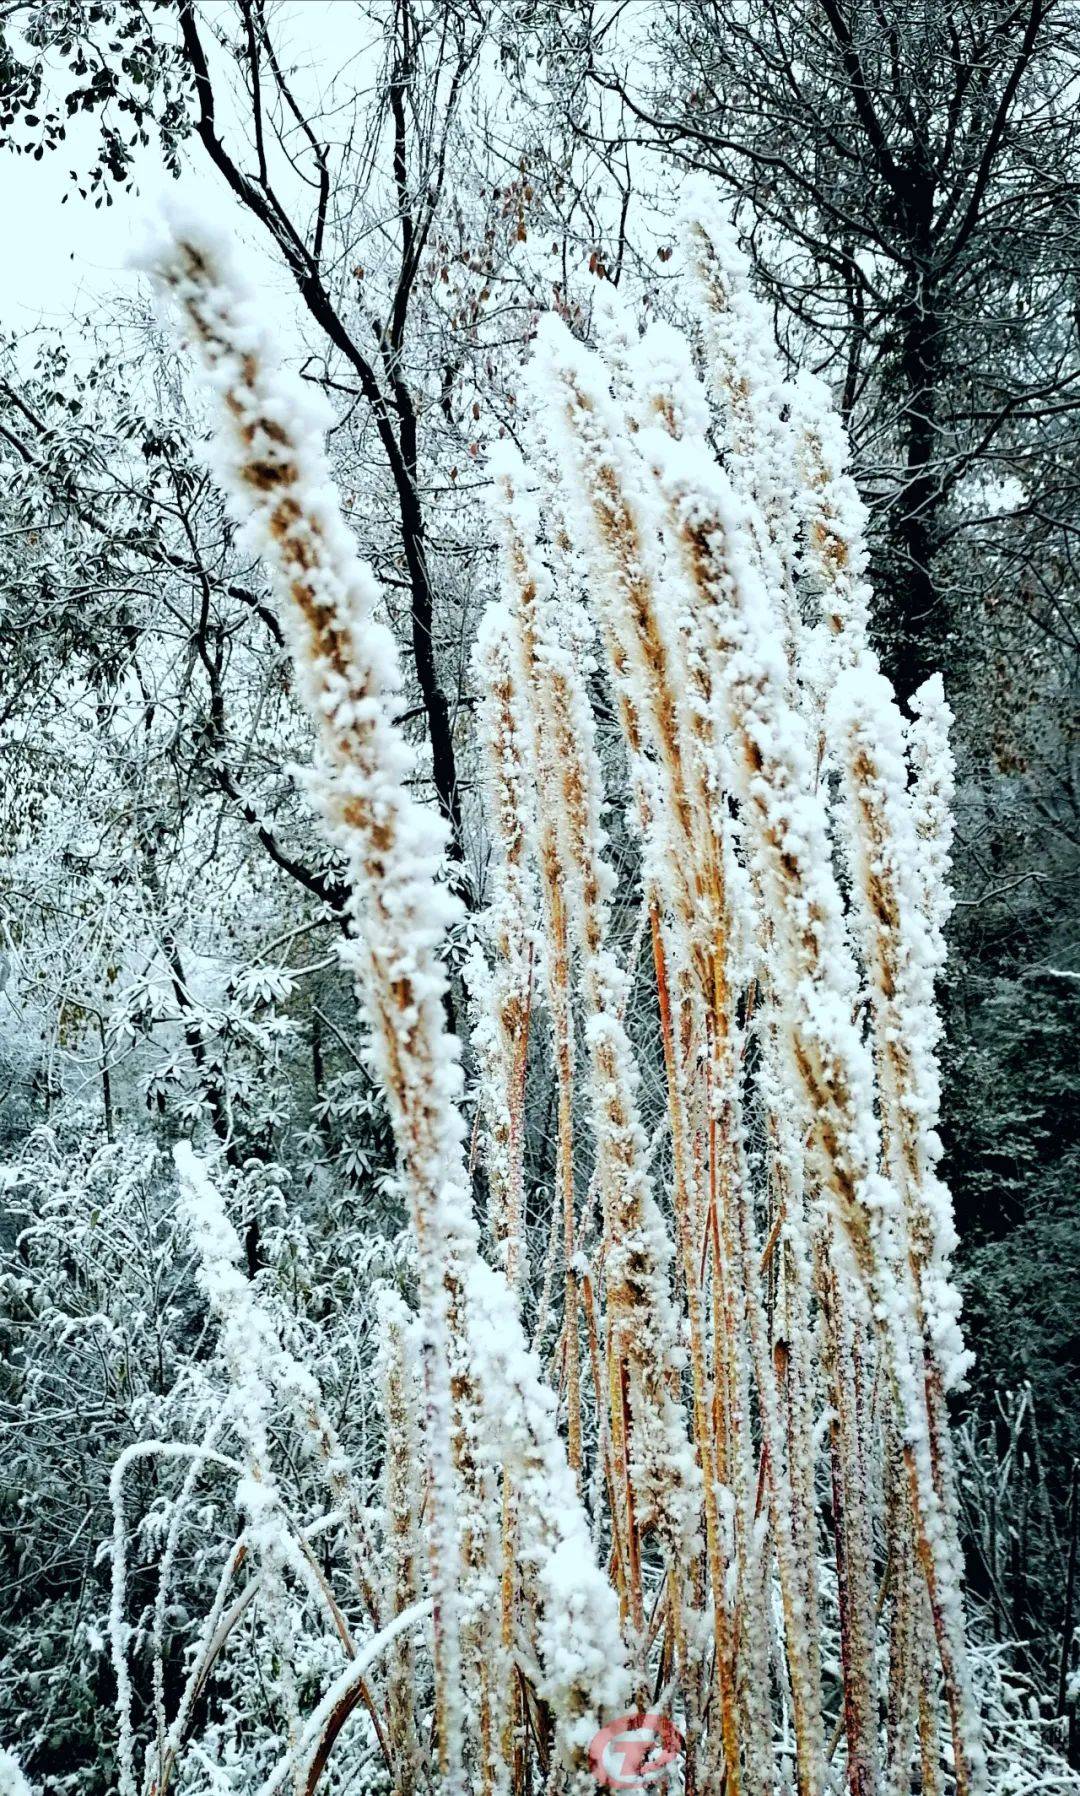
[485, 455, 699, 1563]
[251, 1599, 433, 1796]
[150, 214, 629, 1787]
[0, 1751, 32, 1796]
[130, 181, 999, 1796]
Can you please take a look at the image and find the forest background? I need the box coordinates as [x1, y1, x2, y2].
[0, 2, 1077, 1790]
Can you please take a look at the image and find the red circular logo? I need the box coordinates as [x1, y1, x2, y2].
[588, 1712, 684, 1789]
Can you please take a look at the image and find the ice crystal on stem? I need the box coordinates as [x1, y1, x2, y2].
[139, 183, 989, 1796]
[148, 210, 627, 1794]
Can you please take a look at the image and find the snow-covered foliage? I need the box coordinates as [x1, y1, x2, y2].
[489, 185, 989, 1796]
[145, 212, 628, 1794]
[1, 144, 1076, 1796]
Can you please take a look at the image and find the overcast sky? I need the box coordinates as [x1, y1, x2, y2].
[2, 3, 352, 337]
[6, 133, 163, 329]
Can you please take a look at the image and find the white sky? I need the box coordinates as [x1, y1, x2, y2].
[1, 3, 357, 337]
[5, 133, 165, 330]
[1, 0, 668, 385]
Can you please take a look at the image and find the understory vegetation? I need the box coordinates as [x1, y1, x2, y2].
[0, 4, 1077, 1794]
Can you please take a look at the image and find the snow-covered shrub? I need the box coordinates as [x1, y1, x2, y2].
[79, 187, 1079, 1796]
